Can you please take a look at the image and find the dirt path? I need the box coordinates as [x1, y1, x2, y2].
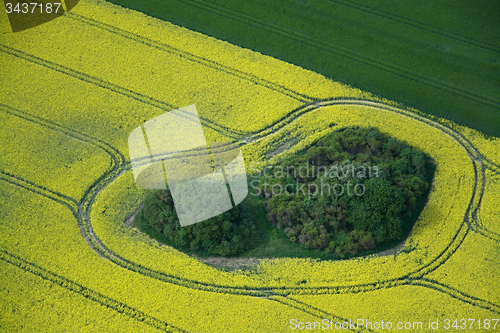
[90, 98, 484, 286]
[118, 99, 487, 272]
[125, 203, 143, 227]
[185, 239, 407, 271]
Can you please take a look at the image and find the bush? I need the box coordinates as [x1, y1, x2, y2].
[141, 189, 257, 256]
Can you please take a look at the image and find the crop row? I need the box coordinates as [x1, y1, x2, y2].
[170, 0, 500, 109]
[0, 260, 167, 333]
[129, 0, 500, 136]
[3, 104, 492, 330]
[0, 34, 486, 300]
[71, 1, 368, 103]
[0, 0, 356, 141]
[1, 1, 498, 329]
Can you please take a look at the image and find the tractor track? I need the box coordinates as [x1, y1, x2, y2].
[1, 10, 499, 328]
[64, 12, 314, 105]
[0, 250, 187, 333]
[0, 44, 245, 140]
[2, 98, 498, 322]
[171, 0, 500, 109]
[329, 0, 500, 53]
[0, 102, 365, 332]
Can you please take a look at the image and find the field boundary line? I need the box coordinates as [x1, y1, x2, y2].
[0, 250, 188, 333]
[0, 44, 243, 139]
[172, 0, 500, 108]
[64, 12, 314, 104]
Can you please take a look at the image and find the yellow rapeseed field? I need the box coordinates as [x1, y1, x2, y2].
[0, 108, 112, 200]
[0, 0, 498, 331]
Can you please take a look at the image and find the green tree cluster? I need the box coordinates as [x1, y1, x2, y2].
[256, 127, 433, 257]
[141, 189, 257, 256]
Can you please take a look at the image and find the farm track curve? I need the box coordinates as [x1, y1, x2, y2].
[1, 11, 499, 330]
[1, 104, 498, 333]
[0, 78, 368, 333]
[2, 97, 499, 315]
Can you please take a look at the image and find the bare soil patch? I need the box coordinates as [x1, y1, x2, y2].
[190, 255, 261, 271]
[125, 203, 143, 227]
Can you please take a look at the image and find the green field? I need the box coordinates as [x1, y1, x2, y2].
[108, 0, 500, 137]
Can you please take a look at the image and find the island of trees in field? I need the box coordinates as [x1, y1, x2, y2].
[136, 127, 434, 258]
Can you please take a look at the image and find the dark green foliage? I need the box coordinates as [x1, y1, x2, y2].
[256, 127, 434, 257]
[138, 127, 433, 260]
[141, 189, 257, 256]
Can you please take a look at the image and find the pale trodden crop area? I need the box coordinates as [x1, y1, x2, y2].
[0, 1, 499, 332]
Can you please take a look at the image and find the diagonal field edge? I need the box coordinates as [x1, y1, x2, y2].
[65, 12, 314, 104]
[2, 23, 496, 289]
[1, 8, 498, 324]
[171, 0, 500, 108]
[0, 8, 496, 308]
